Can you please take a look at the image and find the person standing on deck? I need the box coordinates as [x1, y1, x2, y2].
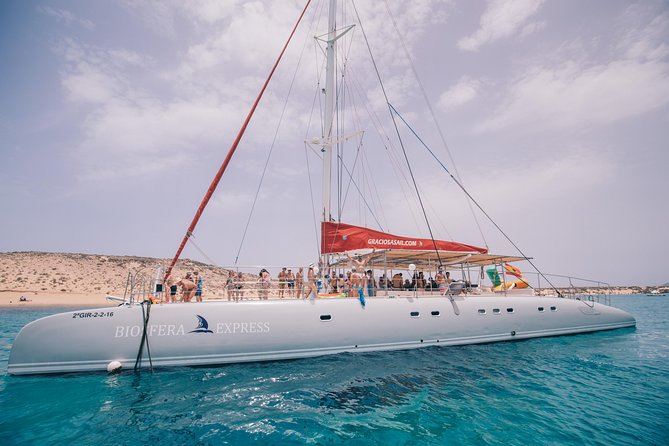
[258, 269, 270, 300]
[193, 271, 203, 302]
[286, 268, 295, 298]
[177, 273, 196, 302]
[350, 267, 363, 297]
[296, 267, 304, 299]
[306, 264, 319, 299]
[366, 270, 376, 297]
[278, 267, 287, 299]
[236, 271, 245, 300]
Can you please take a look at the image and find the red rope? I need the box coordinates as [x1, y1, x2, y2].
[165, 0, 312, 281]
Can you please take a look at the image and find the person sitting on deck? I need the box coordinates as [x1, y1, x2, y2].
[392, 273, 403, 289]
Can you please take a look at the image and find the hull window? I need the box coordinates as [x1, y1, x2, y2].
[478, 309, 486, 314]
[410, 311, 420, 317]
[507, 308, 514, 313]
[431, 310, 440, 316]
[538, 307, 545, 312]
[550, 306, 557, 312]
[493, 308, 501, 314]
[320, 315, 332, 321]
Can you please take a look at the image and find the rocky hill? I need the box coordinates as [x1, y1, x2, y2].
[0, 251, 234, 297]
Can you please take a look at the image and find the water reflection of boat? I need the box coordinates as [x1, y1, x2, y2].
[8, 0, 636, 375]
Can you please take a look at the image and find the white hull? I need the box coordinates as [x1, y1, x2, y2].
[8, 294, 635, 375]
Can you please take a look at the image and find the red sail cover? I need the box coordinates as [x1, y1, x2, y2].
[321, 222, 488, 254]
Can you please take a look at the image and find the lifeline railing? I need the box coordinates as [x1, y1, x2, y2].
[106, 267, 155, 305]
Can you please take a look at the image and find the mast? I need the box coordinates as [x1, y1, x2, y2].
[322, 0, 336, 225]
[320, 0, 337, 271]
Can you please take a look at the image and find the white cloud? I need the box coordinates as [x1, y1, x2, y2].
[476, 58, 669, 133]
[57, 40, 154, 106]
[476, 10, 669, 133]
[458, 0, 545, 51]
[616, 8, 669, 62]
[37, 6, 95, 30]
[183, 0, 240, 24]
[437, 76, 481, 110]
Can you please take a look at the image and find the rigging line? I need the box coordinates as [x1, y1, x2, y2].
[337, 136, 384, 230]
[164, 0, 313, 281]
[305, 70, 323, 258]
[358, 137, 388, 230]
[187, 233, 218, 267]
[342, 74, 388, 229]
[305, 142, 321, 258]
[388, 103, 563, 296]
[335, 25, 357, 221]
[346, 71, 425, 233]
[344, 73, 421, 232]
[351, 0, 443, 267]
[234, 2, 316, 266]
[382, 0, 489, 250]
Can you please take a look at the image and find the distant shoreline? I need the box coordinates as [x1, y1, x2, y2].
[0, 291, 110, 308]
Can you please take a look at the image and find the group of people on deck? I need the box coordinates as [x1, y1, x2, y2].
[381, 269, 453, 291]
[164, 271, 204, 303]
[160, 258, 456, 303]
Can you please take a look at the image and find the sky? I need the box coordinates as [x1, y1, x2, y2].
[1, 0, 668, 286]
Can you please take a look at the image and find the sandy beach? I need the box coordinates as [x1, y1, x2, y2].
[0, 291, 109, 308]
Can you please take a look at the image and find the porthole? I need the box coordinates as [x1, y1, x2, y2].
[320, 314, 332, 321]
[410, 311, 420, 317]
[478, 309, 486, 314]
[492, 308, 501, 314]
[538, 307, 544, 312]
[507, 308, 514, 313]
[431, 310, 440, 316]
[550, 306, 557, 312]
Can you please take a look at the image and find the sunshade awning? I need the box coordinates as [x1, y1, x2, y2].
[329, 249, 528, 270]
[322, 222, 527, 270]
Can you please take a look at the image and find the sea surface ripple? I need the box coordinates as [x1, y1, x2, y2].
[0, 295, 667, 445]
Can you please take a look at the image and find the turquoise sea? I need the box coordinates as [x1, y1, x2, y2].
[0, 295, 667, 445]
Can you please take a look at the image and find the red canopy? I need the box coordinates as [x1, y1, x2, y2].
[321, 222, 488, 255]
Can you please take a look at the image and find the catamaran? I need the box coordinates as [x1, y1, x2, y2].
[8, 0, 635, 375]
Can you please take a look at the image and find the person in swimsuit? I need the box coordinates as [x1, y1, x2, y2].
[306, 264, 318, 299]
[236, 271, 245, 300]
[177, 273, 196, 302]
[193, 271, 203, 302]
[436, 268, 452, 293]
[226, 275, 236, 301]
[295, 268, 304, 299]
[350, 267, 362, 297]
[258, 269, 270, 300]
[278, 267, 287, 298]
[165, 278, 176, 303]
[286, 269, 295, 298]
